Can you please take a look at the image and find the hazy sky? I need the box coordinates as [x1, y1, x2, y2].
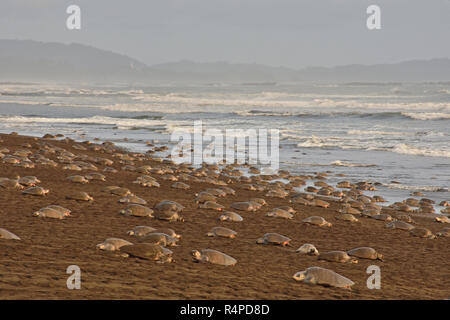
[0, 0, 449, 68]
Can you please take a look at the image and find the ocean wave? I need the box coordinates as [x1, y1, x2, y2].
[347, 129, 410, 136]
[391, 144, 450, 158]
[330, 160, 377, 167]
[296, 136, 450, 158]
[0, 88, 144, 98]
[401, 112, 450, 121]
[0, 115, 167, 129]
[383, 183, 448, 192]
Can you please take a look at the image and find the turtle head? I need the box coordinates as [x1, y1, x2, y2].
[293, 271, 306, 282]
[256, 238, 265, 244]
[127, 230, 135, 236]
[326, 222, 333, 227]
[206, 232, 214, 237]
[350, 257, 359, 264]
[191, 250, 201, 261]
[377, 253, 384, 262]
[32, 211, 41, 217]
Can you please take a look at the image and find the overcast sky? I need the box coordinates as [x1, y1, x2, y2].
[0, 0, 449, 68]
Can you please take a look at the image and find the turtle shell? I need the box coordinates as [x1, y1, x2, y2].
[198, 249, 237, 266]
[295, 267, 354, 289]
[120, 243, 171, 261]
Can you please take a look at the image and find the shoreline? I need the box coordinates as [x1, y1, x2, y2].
[0, 132, 449, 299]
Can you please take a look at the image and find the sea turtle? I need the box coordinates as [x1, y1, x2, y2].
[96, 238, 132, 251]
[206, 227, 237, 238]
[339, 207, 362, 216]
[218, 211, 244, 222]
[0, 178, 24, 189]
[33, 207, 66, 219]
[66, 191, 93, 201]
[265, 189, 289, 198]
[373, 195, 386, 202]
[241, 184, 257, 191]
[293, 267, 354, 289]
[102, 186, 121, 192]
[385, 221, 414, 231]
[230, 202, 258, 212]
[266, 209, 294, 219]
[220, 186, 236, 196]
[120, 204, 154, 218]
[436, 227, 450, 237]
[22, 186, 49, 196]
[198, 201, 225, 211]
[409, 227, 435, 239]
[318, 251, 358, 263]
[119, 194, 147, 205]
[205, 188, 227, 197]
[85, 172, 106, 181]
[140, 233, 179, 246]
[120, 243, 173, 263]
[256, 233, 291, 246]
[335, 214, 359, 222]
[277, 206, 296, 214]
[296, 244, 319, 256]
[66, 175, 89, 184]
[302, 216, 332, 227]
[439, 200, 449, 207]
[305, 186, 318, 193]
[250, 198, 268, 206]
[45, 205, 71, 216]
[435, 216, 450, 224]
[18, 176, 41, 187]
[291, 197, 311, 205]
[149, 228, 182, 239]
[370, 214, 393, 222]
[0, 228, 21, 240]
[127, 226, 156, 237]
[171, 182, 190, 190]
[310, 199, 330, 208]
[62, 164, 82, 171]
[153, 210, 184, 222]
[110, 187, 132, 197]
[191, 249, 237, 266]
[347, 247, 384, 261]
[194, 192, 217, 204]
[395, 214, 416, 224]
[154, 200, 185, 213]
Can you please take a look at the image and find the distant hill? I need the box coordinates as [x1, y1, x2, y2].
[297, 58, 450, 82]
[0, 39, 148, 82]
[0, 39, 449, 83]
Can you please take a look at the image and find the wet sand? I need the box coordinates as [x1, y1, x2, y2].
[0, 133, 448, 299]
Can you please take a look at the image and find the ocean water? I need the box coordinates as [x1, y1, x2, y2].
[0, 81, 449, 209]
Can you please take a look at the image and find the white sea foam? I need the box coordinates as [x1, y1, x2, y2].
[383, 183, 448, 192]
[0, 115, 167, 129]
[347, 129, 408, 136]
[401, 112, 450, 121]
[330, 160, 377, 167]
[391, 144, 450, 158]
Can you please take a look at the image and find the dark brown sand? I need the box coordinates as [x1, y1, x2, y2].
[0, 133, 448, 299]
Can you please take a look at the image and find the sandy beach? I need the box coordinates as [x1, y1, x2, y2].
[0, 132, 448, 299]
